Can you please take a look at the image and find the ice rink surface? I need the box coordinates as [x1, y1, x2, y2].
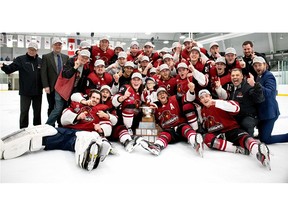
[1, 90, 287, 216]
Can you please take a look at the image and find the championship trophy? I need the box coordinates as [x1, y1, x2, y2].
[136, 106, 160, 143]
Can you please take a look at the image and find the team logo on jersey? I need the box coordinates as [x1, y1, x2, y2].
[79, 106, 94, 122]
[203, 115, 223, 132]
[236, 92, 243, 98]
[159, 110, 178, 128]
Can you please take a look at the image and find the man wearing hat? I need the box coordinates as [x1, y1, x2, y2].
[208, 42, 225, 61]
[224, 47, 245, 74]
[140, 86, 204, 157]
[106, 51, 127, 76]
[0, 41, 43, 129]
[140, 41, 159, 67]
[46, 49, 91, 126]
[198, 88, 271, 170]
[85, 59, 113, 94]
[127, 41, 142, 63]
[181, 38, 209, 63]
[90, 36, 114, 70]
[251, 56, 288, 144]
[41, 38, 69, 119]
[111, 72, 145, 152]
[109, 43, 124, 65]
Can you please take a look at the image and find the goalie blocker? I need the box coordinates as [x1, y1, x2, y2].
[0, 125, 113, 171]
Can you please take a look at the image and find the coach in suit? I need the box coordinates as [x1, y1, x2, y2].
[41, 38, 69, 119]
[251, 56, 288, 144]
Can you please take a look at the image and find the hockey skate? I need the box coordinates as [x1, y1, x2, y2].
[193, 133, 204, 157]
[123, 136, 142, 153]
[235, 146, 250, 155]
[0, 125, 57, 160]
[256, 143, 271, 171]
[140, 139, 161, 156]
[102, 138, 119, 155]
[84, 142, 101, 171]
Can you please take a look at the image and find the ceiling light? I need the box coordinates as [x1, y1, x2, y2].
[163, 41, 169, 44]
[280, 34, 284, 40]
[179, 35, 186, 39]
[132, 38, 137, 41]
[145, 32, 151, 35]
[122, 42, 126, 45]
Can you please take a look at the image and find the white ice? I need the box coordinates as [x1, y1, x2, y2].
[1, 90, 287, 183]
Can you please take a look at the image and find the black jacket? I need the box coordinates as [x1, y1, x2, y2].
[2, 53, 42, 96]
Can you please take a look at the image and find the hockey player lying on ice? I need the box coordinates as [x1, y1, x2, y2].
[198, 89, 271, 170]
[0, 89, 118, 171]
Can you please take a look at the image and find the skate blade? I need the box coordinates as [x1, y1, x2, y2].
[198, 147, 204, 158]
[263, 159, 271, 171]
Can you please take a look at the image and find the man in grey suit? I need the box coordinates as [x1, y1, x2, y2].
[41, 38, 69, 125]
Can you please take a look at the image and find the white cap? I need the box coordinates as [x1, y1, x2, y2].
[209, 42, 219, 49]
[198, 89, 211, 98]
[215, 57, 226, 64]
[252, 56, 266, 65]
[156, 87, 168, 95]
[146, 77, 156, 83]
[150, 67, 157, 74]
[171, 42, 180, 49]
[28, 41, 38, 50]
[118, 51, 127, 59]
[144, 41, 155, 48]
[183, 38, 192, 43]
[159, 64, 170, 71]
[131, 72, 142, 79]
[80, 41, 91, 49]
[124, 61, 135, 68]
[225, 47, 236, 55]
[140, 56, 150, 62]
[100, 36, 109, 42]
[160, 47, 170, 53]
[177, 62, 188, 69]
[191, 46, 201, 54]
[94, 59, 105, 67]
[130, 41, 139, 48]
[114, 44, 124, 50]
[52, 38, 62, 45]
[79, 50, 90, 58]
[163, 54, 173, 60]
[100, 85, 112, 94]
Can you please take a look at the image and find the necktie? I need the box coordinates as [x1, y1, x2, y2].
[57, 54, 62, 74]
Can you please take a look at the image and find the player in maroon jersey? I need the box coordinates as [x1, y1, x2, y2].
[111, 72, 146, 152]
[198, 89, 271, 170]
[85, 59, 113, 94]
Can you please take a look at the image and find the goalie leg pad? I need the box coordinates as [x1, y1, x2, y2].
[1, 125, 57, 159]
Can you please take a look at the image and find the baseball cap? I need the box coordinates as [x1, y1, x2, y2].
[100, 36, 109, 42]
[131, 72, 142, 79]
[114, 44, 124, 51]
[80, 41, 91, 49]
[215, 57, 226, 64]
[171, 42, 180, 49]
[191, 46, 201, 54]
[94, 59, 105, 67]
[183, 38, 192, 43]
[124, 61, 135, 68]
[150, 67, 157, 74]
[52, 38, 62, 45]
[159, 47, 170, 53]
[198, 89, 211, 98]
[225, 47, 236, 55]
[140, 56, 150, 62]
[159, 64, 170, 71]
[118, 51, 127, 59]
[28, 41, 38, 50]
[163, 54, 173, 60]
[79, 49, 90, 58]
[252, 56, 266, 65]
[130, 41, 139, 48]
[145, 77, 156, 83]
[209, 42, 219, 49]
[100, 85, 112, 94]
[156, 87, 168, 95]
[177, 62, 188, 69]
[144, 42, 155, 48]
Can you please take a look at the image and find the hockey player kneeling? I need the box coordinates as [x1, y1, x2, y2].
[0, 125, 112, 171]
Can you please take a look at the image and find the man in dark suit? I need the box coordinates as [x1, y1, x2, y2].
[251, 56, 288, 144]
[41, 38, 69, 122]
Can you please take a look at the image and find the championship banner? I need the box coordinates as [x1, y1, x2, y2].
[61, 37, 68, 50]
[25, 36, 32, 48]
[68, 38, 75, 56]
[44, 37, 50, 49]
[35, 36, 41, 49]
[17, 35, 24, 48]
[6, 35, 13, 47]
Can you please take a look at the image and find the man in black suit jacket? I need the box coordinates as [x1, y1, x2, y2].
[41, 38, 69, 121]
